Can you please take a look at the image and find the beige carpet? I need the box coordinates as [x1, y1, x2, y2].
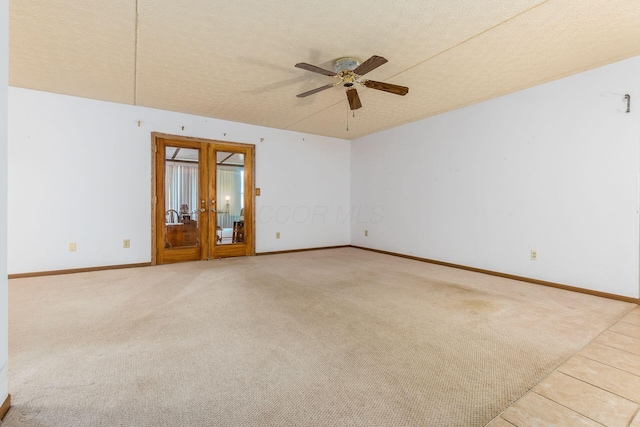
[2, 248, 635, 427]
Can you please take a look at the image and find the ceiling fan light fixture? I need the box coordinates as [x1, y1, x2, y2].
[333, 57, 361, 73]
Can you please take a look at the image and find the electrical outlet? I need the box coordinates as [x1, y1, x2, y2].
[69, 242, 76, 252]
[531, 249, 538, 261]
[276, 232, 280, 239]
[365, 230, 368, 237]
[123, 239, 130, 248]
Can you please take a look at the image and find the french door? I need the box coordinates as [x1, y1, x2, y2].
[153, 133, 255, 264]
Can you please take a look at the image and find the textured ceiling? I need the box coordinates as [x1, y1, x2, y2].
[9, 0, 640, 139]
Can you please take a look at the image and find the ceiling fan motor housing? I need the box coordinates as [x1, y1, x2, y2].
[334, 58, 361, 88]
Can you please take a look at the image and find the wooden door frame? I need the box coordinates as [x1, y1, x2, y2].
[151, 132, 256, 265]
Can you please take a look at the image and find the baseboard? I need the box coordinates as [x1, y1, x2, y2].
[351, 246, 640, 305]
[8, 247, 637, 305]
[0, 394, 10, 420]
[257, 245, 350, 256]
[8, 262, 152, 279]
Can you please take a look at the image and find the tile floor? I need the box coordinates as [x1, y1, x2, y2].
[486, 305, 640, 427]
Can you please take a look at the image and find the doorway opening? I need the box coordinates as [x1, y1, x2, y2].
[151, 133, 255, 264]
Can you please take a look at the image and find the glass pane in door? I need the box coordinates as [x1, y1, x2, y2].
[164, 146, 200, 249]
[216, 151, 244, 245]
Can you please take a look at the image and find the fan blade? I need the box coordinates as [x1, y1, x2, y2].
[346, 88, 362, 110]
[353, 55, 388, 76]
[295, 62, 336, 77]
[362, 80, 409, 96]
[296, 83, 335, 98]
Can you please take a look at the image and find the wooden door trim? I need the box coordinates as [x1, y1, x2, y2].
[151, 132, 256, 264]
[151, 134, 158, 265]
[152, 132, 256, 149]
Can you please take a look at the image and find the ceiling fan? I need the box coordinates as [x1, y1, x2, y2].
[295, 55, 409, 110]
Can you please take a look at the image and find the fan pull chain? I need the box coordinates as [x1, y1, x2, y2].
[346, 107, 357, 131]
[346, 107, 349, 131]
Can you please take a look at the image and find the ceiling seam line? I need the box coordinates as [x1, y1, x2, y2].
[285, 0, 553, 131]
[133, 0, 139, 105]
[382, 0, 553, 81]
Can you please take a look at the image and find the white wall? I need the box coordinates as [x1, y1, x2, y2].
[0, 0, 8, 406]
[9, 56, 640, 299]
[8, 88, 350, 274]
[352, 56, 640, 299]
